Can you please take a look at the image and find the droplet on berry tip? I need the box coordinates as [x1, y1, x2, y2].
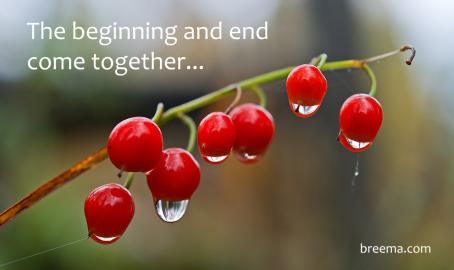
[202, 155, 228, 164]
[291, 103, 320, 118]
[338, 132, 373, 153]
[235, 151, 260, 163]
[155, 199, 189, 223]
[90, 234, 121, 245]
[346, 137, 371, 150]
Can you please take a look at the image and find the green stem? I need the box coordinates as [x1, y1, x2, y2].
[156, 67, 294, 125]
[224, 85, 242, 113]
[362, 64, 377, 96]
[123, 172, 135, 190]
[310, 53, 325, 66]
[157, 59, 369, 126]
[177, 113, 197, 152]
[251, 85, 267, 107]
[151, 102, 164, 122]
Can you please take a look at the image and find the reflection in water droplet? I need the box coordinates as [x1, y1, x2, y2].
[346, 137, 371, 150]
[155, 199, 189, 223]
[90, 234, 120, 245]
[291, 103, 319, 117]
[203, 155, 228, 164]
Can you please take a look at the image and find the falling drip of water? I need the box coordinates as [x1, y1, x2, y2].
[351, 154, 360, 190]
[291, 103, 319, 117]
[354, 155, 360, 177]
[155, 199, 189, 223]
[90, 234, 120, 245]
[203, 155, 228, 164]
[346, 137, 371, 150]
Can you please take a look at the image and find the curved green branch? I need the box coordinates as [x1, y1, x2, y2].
[251, 85, 267, 107]
[151, 102, 164, 122]
[177, 113, 197, 152]
[362, 64, 377, 96]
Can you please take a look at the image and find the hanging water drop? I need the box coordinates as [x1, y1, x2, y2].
[155, 199, 189, 223]
[291, 103, 320, 117]
[345, 136, 371, 150]
[338, 132, 373, 153]
[90, 234, 120, 245]
[235, 151, 260, 163]
[202, 155, 228, 164]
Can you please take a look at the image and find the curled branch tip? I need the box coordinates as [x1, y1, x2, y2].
[399, 45, 416, 65]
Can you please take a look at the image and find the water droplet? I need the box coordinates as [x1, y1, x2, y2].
[235, 151, 260, 163]
[291, 103, 319, 117]
[202, 155, 228, 164]
[155, 199, 189, 223]
[346, 137, 371, 150]
[90, 234, 120, 245]
[351, 154, 360, 191]
[354, 154, 360, 177]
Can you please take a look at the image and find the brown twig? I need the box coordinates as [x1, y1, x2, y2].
[363, 44, 416, 65]
[0, 148, 108, 226]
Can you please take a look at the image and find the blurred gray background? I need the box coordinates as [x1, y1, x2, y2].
[0, 0, 453, 269]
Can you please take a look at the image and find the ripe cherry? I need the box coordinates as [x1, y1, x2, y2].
[339, 94, 383, 152]
[229, 103, 275, 163]
[146, 148, 201, 223]
[147, 148, 200, 201]
[286, 64, 328, 117]
[107, 117, 163, 172]
[84, 183, 135, 244]
[197, 112, 236, 164]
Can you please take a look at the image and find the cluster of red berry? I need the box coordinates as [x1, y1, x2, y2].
[84, 103, 274, 244]
[286, 64, 383, 151]
[83, 63, 383, 245]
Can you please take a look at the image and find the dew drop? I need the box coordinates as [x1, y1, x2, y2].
[235, 151, 260, 163]
[90, 234, 120, 245]
[345, 137, 371, 150]
[291, 103, 320, 117]
[202, 155, 228, 164]
[155, 199, 189, 223]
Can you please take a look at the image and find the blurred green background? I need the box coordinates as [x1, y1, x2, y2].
[1, 0, 453, 269]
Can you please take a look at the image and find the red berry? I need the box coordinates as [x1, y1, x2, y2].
[107, 117, 163, 172]
[339, 94, 383, 152]
[197, 112, 236, 164]
[229, 103, 275, 163]
[146, 148, 201, 201]
[286, 64, 328, 118]
[84, 183, 135, 244]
